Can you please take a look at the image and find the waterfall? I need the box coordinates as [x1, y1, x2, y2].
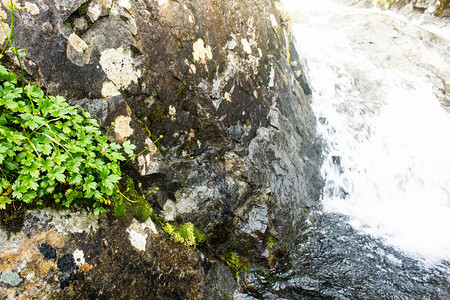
[284, 0, 450, 265]
[243, 1, 450, 298]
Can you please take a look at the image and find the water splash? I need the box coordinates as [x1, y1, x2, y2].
[283, 0, 450, 264]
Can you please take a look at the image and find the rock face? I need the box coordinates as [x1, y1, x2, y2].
[0, 208, 233, 299]
[0, 0, 323, 296]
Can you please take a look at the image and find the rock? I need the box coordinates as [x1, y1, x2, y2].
[0, 208, 224, 299]
[445, 77, 450, 94]
[0, 0, 323, 290]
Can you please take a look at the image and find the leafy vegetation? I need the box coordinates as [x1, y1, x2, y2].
[0, 0, 136, 214]
[0, 65, 136, 213]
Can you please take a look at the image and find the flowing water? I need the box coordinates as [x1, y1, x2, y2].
[243, 0, 450, 298]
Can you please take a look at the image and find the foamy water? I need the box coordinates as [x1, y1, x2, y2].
[283, 0, 450, 264]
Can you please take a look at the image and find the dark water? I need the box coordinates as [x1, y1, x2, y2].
[243, 211, 450, 299]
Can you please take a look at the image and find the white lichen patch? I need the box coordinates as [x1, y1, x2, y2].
[99, 47, 142, 90]
[114, 115, 134, 141]
[241, 38, 252, 54]
[192, 39, 213, 64]
[41, 22, 53, 33]
[66, 33, 92, 66]
[163, 200, 177, 222]
[126, 218, 157, 251]
[42, 208, 99, 234]
[158, 0, 168, 5]
[270, 13, 278, 29]
[117, 0, 131, 9]
[227, 39, 238, 50]
[188, 15, 194, 23]
[224, 92, 232, 102]
[168, 105, 176, 116]
[73, 249, 86, 266]
[24, 2, 40, 15]
[137, 153, 159, 175]
[269, 66, 275, 88]
[87, 2, 102, 22]
[189, 63, 196, 74]
[101, 81, 121, 98]
[137, 138, 160, 175]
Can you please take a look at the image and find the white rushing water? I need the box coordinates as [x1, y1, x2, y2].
[283, 0, 450, 264]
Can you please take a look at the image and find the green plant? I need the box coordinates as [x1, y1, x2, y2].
[266, 236, 277, 248]
[0, 1, 136, 214]
[0, 65, 136, 213]
[220, 252, 250, 277]
[110, 175, 157, 222]
[163, 222, 206, 247]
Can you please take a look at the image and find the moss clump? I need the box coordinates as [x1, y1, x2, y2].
[266, 236, 277, 248]
[163, 222, 206, 247]
[78, 0, 93, 16]
[110, 176, 154, 222]
[220, 252, 250, 277]
[149, 101, 168, 125]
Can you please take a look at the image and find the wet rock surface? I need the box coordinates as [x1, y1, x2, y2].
[0, 0, 323, 297]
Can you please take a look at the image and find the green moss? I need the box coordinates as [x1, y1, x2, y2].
[183, 140, 192, 150]
[132, 200, 153, 223]
[220, 252, 250, 277]
[65, 20, 74, 31]
[137, 119, 152, 139]
[109, 175, 154, 222]
[149, 101, 168, 124]
[111, 196, 126, 218]
[163, 222, 206, 247]
[79, 0, 93, 16]
[177, 83, 186, 95]
[266, 236, 277, 248]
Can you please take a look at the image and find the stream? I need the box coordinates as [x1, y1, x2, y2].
[243, 0, 450, 298]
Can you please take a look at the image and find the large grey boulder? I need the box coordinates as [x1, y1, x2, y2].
[1, 0, 322, 275]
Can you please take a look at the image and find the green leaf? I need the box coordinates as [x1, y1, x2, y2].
[122, 140, 136, 156]
[0, 196, 12, 209]
[0, 65, 17, 84]
[102, 173, 121, 194]
[93, 206, 106, 216]
[22, 161, 40, 178]
[22, 191, 37, 203]
[0, 178, 10, 189]
[84, 175, 97, 192]
[55, 172, 66, 183]
[20, 175, 39, 190]
[19, 113, 45, 130]
[68, 172, 82, 185]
